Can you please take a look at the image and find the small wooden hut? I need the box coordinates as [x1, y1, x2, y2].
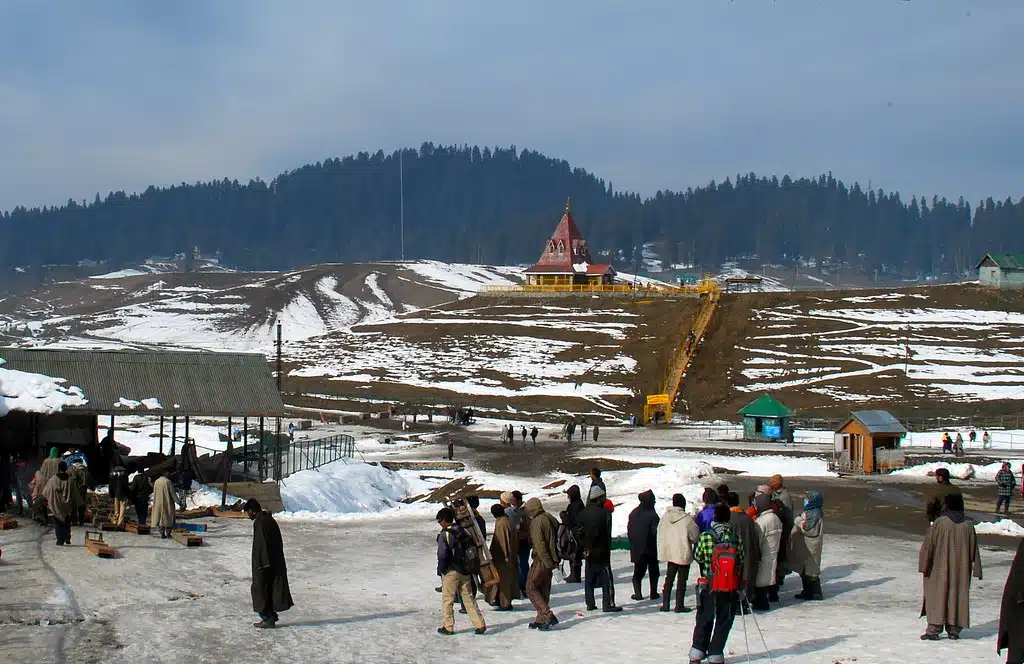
[738, 393, 792, 441]
[833, 410, 907, 474]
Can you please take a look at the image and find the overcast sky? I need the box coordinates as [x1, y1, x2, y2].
[1, 1, 1021, 211]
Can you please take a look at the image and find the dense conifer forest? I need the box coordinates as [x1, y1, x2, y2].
[2, 143, 1021, 274]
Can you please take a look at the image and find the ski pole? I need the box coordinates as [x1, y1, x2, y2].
[739, 599, 753, 664]
[747, 609, 776, 664]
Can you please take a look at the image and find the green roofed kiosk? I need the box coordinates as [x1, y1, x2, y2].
[738, 393, 793, 442]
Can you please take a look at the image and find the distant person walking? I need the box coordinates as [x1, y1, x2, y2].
[997, 463, 1017, 515]
[247, 499, 293, 629]
[447, 439, 455, 461]
[592, 424, 600, 442]
[919, 493, 982, 641]
[941, 432, 953, 454]
[521, 426, 527, 443]
[530, 427, 538, 445]
[581, 424, 588, 441]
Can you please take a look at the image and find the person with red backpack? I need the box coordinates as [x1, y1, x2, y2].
[689, 502, 745, 664]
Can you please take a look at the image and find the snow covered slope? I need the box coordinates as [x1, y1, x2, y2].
[0, 261, 524, 355]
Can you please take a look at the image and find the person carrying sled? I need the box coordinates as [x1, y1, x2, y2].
[689, 502, 745, 664]
[436, 507, 486, 635]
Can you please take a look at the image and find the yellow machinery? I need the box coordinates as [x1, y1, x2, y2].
[643, 394, 672, 424]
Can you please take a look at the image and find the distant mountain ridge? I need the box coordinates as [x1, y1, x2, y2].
[1, 142, 1021, 277]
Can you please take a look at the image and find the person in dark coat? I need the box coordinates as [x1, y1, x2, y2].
[563, 485, 586, 583]
[727, 492, 761, 613]
[926, 468, 962, 524]
[592, 424, 600, 442]
[530, 427, 538, 444]
[628, 489, 661, 600]
[579, 484, 622, 612]
[998, 540, 1024, 664]
[130, 472, 153, 524]
[246, 499, 293, 628]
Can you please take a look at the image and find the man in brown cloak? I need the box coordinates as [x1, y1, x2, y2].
[918, 492, 982, 640]
[246, 498, 294, 628]
[487, 503, 519, 610]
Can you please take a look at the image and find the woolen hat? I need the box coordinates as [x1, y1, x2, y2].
[588, 485, 606, 502]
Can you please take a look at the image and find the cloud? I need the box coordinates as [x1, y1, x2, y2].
[0, 0, 1021, 211]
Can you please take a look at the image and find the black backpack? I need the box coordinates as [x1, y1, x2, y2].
[556, 511, 579, 562]
[451, 527, 481, 575]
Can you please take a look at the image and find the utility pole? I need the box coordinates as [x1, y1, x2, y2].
[400, 150, 405, 261]
[276, 321, 282, 393]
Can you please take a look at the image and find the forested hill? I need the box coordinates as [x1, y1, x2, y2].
[1, 143, 1022, 274]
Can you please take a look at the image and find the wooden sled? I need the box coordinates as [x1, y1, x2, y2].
[124, 521, 151, 535]
[85, 531, 116, 558]
[171, 530, 203, 547]
[0, 516, 19, 530]
[446, 497, 500, 591]
[212, 508, 248, 519]
[100, 522, 124, 532]
[172, 522, 207, 532]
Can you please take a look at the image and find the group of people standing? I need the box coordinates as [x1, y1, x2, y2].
[12, 443, 184, 545]
[500, 424, 538, 446]
[432, 470, 824, 663]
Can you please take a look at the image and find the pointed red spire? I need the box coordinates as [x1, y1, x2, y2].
[533, 198, 593, 268]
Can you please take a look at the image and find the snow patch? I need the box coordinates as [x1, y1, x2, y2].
[279, 459, 411, 514]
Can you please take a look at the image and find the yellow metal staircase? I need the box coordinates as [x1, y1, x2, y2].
[644, 278, 720, 422]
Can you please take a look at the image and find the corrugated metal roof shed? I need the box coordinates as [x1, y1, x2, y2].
[975, 253, 1024, 270]
[0, 347, 285, 417]
[839, 410, 907, 435]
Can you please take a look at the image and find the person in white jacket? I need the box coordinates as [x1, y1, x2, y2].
[752, 493, 782, 611]
[657, 493, 700, 613]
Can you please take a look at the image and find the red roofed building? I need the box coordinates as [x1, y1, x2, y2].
[524, 199, 615, 286]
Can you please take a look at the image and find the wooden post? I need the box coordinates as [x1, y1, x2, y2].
[109, 414, 115, 436]
[243, 416, 249, 475]
[184, 416, 190, 449]
[170, 416, 177, 457]
[159, 415, 164, 455]
[227, 416, 233, 447]
[275, 417, 282, 481]
[258, 416, 265, 481]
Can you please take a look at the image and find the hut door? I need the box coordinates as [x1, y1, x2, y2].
[849, 434, 861, 469]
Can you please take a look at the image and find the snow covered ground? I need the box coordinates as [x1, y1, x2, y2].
[735, 292, 1024, 403]
[2, 513, 1017, 664]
